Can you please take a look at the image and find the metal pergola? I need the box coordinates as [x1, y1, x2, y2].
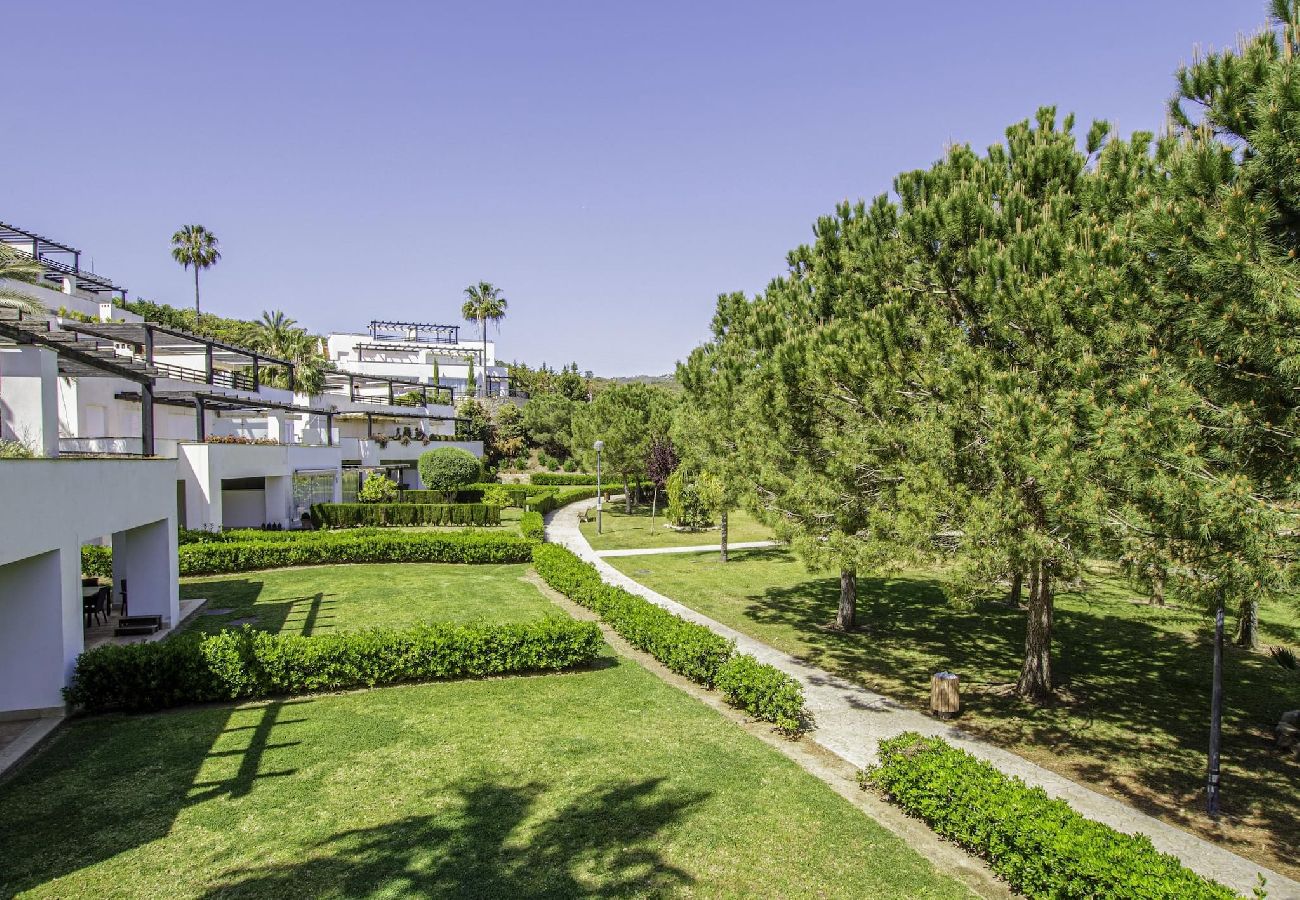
[331, 409, 464, 440]
[0, 309, 159, 453]
[367, 320, 460, 344]
[62, 321, 295, 392]
[320, 370, 454, 406]
[0, 220, 128, 298]
[113, 389, 337, 443]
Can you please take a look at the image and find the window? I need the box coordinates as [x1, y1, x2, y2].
[292, 471, 336, 511]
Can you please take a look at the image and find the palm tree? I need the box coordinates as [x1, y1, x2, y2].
[0, 244, 47, 316]
[258, 309, 298, 356]
[171, 225, 221, 319]
[461, 281, 508, 397]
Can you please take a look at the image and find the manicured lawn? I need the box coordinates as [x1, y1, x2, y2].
[0, 655, 970, 898]
[609, 548, 1300, 879]
[581, 503, 774, 552]
[181, 563, 558, 636]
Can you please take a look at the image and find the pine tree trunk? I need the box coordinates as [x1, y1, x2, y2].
[720, 508, 729, 563]
[1235, 598, 1260, 650]
[1151, 572, 1165, 607]
[1008, 570, 1023, 607]
[1016, 562, 1053, 701]
[623, 475, 632, 513]
[837, 567, 857, 630]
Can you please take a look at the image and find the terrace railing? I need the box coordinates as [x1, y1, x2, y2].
[151, 359, 255, 390]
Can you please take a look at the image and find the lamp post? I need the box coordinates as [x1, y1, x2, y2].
[594, 439, 604, 534]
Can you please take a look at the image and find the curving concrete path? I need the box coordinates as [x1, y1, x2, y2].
[546, 498, 1298, 899]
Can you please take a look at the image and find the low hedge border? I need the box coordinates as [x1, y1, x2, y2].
[84, 530, 536, 579]
[520, 511, 545, 542]
[311, 502, 501, 529]
[65, 618, 604, 713]
[531, 543, 806, 734]
[530, 473, 606, 485]
[864, 733, 1240, 900]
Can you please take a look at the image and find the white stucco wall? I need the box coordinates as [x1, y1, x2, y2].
[0, 458, 180, 714]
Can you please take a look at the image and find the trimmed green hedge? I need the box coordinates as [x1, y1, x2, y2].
[311, 502, 501, 529]
[180, 530, 532, 576]
[397, 488, 487, 504]
[866, 733, 1238, 900]
[65, 618, 604, 713]
[520, 511, 545, 542]
[531, 543, 806, 734]
[530, 473, 606, 485]
[85, 529, 534, 578]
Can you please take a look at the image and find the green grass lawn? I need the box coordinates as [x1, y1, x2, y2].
[0, 654, 970, 898]
[608, 548, 1300, 879]
[180, 563, 558, 636]
[581, 503, 774, 552]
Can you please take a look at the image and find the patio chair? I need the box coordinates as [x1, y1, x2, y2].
[84, 586, 110, 627]
[119, 578, 128, 617]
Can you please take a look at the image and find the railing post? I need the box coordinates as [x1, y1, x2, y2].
[141, 382, 155, 456]
[252, 356, 260, 391]
[326, 413, 334, 446]
[195, 397, 206, 441]
[205, 344, 214, 385]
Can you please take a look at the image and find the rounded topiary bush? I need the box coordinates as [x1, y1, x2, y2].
[418, 447, 482, 491]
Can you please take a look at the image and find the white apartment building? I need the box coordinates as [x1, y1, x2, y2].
[0, 220, 485, 531]
[325, 319, 519, 400]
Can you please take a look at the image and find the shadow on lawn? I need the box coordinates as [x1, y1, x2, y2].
[200, 777, 703, 899]
[729, 548, 1300, 867]
[182, 579, 339, 636]
[0, 699, 305, 897]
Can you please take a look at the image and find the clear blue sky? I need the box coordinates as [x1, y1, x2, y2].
[4, 1, 1264, 376]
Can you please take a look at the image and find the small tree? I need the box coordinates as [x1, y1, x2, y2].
[418, 447, 481, 493]
[645, 436, 678, 527]
[358, 472, 398, 503]
[666, 470, 722, 530]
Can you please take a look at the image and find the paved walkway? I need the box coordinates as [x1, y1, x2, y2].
[596, 540, 778, 557]
[547, 498, 1298, 899]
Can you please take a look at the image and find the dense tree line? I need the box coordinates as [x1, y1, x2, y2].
[676, 6, 1300, 706]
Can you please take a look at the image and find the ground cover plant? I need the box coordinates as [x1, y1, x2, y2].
[580, 502, 773, 552]
[0, 652, 971, 898]
[181, 563, 560, 636]
[609, 547, 1300, 877]
[866, 733, 1237, 899]
[533, 543, 806, 734]
[65, 617, 603, 713]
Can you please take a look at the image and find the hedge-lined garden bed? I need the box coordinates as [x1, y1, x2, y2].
[311, 502, 501, 529]
[65, 618, 604, 713]
[531, 543, 806, 734]
[864, 733, 1238, 900]
[530, 473, 606, 485]
[83, 529, 535, 579]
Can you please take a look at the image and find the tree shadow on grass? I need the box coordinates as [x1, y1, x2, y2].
[729, 549, 1299, 870]
[200, 777, 703, 899]
[182, 579, 338, 636]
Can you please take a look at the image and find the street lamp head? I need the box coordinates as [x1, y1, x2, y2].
[593, 440, 604, 452]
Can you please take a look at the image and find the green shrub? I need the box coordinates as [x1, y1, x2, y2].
[531, 543, 806, 734]
[179, 529, 532, 575]
[520, 511, 545, 541]
[81, 545, 112, 578]
[716, 654, 806, 734]
[666, 470, 722, 529]
[530, 473, 606, 485]
[311, 503, 501, 529]
[418, 447, 482, 491]
[65, 618, 604, 713]
[865, 733, 1238, 900]
[358, 472, 399, 503]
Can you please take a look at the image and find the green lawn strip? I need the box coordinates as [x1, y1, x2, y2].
[0, 659, 971, 899]
[608, 547, 1300, 880]
[580, 504, 774, 552]
[181, 563, 558, 636]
